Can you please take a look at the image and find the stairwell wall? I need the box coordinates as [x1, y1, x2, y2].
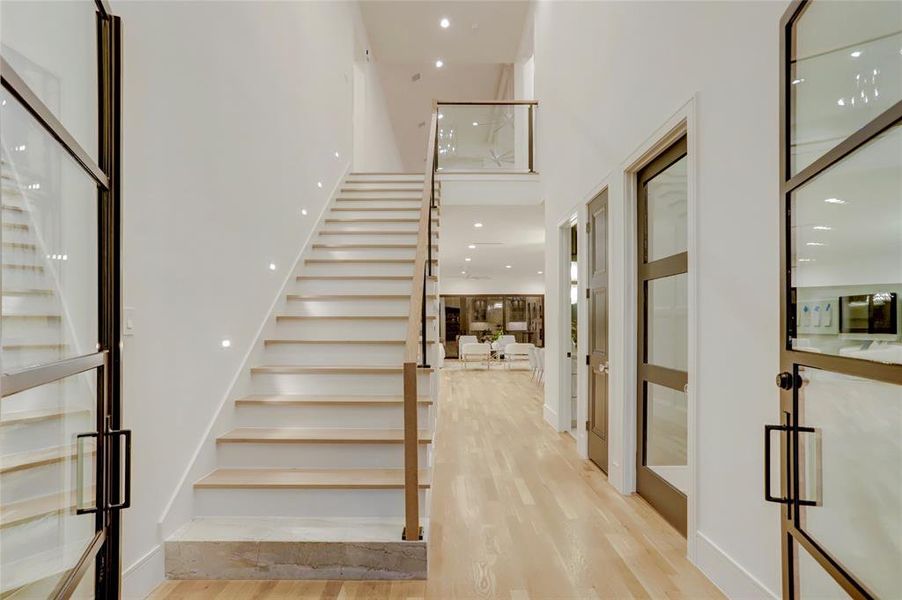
[112, 2, 401, 596]
[535, 1, 784, 598]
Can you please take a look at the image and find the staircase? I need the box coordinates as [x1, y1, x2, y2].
[1, 162, 100, 596]
[164, 172, 440, 581]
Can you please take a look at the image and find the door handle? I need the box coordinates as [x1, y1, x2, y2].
[764, 424, 789, 504]
[107, 429, 132, 511]
[593, 363, 608, 375]
[75, 432, 99, 514]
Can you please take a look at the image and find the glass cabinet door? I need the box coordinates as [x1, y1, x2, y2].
[775, 2, 902, 598]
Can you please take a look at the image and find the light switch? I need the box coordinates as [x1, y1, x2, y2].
[124, 307, 136, 336]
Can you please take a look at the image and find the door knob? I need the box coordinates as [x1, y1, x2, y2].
[775, 371, 797, 390]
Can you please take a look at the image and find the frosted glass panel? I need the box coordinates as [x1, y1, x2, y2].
[790, 125, 901, 365]
[647, 274, 688, 372]
[797, 367, 902, 599]
[790, 1, 902, 174]
[0, 0, 99, 162]
[646, 156, 687, 262]
[1, 91, 99, 372]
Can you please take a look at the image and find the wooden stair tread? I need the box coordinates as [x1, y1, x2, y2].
[276, 315, 437, 320]
[335, 197, 423, 202]
[2, 314, 61, 319]
[0, 444, 82, 474]
[331, 207, 420, 212]
[0, 490, 81, 529]
[1, 289, 53, 296]
[304, 258, 437, 264]
[195, 468, 432, 489]
[250, 365, 434, 374]
[311, 244, 419, 249]
[286, 294, 437, 300]
[2, 264, 44, 271]
[0, 407, 89, 427]
[218, 427, 432, 443]
[324, 218, 437, 223]
[319, 230, 437, 235]
[296, 275, 437, 280]
[236, 394, 432, 406]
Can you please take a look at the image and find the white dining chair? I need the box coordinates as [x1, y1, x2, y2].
[537, 348, 545, 382]
[503, 343, 534, 369]
[528, 346, 539, 380]
[459, 335, 478, 346]
[460, 342, 491, 369]
[497, 335, 516, 356]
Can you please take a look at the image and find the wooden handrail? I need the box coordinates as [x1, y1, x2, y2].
[401, 104, 439, 541]
[436, 99, 538, 106]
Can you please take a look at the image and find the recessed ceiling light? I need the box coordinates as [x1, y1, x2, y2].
[334, 151, 340, 158]
[317, 181, 323, 188]
[505, 265, 512, 269]
[221, 339, 232, 348]
[806, 242, 826, 246]
[791, 78, 805, 85]
[837, 98, 846, 107]
[850, 50, 862, 58]
[468, 244, 476, 249]
[474, 222, 483, 228]
[440, 17, 450, 28]
[461, 270, 467, 275]
[472, 121, 479, 126]
[797, 258, 815, 263]
[269, 263, 277, 271]
[301, 208, 308, 216]
[438, 113, 444, 120]
[465, 257, 472, 262]
[824, 197, 846, 204]
[812, 225, 832, 231]
[537, 271, 543, 275]
[435, 59, 444, 68]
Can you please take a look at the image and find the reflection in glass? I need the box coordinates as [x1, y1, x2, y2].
[646, 156, 688, 262]
[0, 0, 99, 162]
[645, 383, 687, 493]
[797, 367, 901, 599]
[0, 370, 97, 596]
[1, 91, 99, 373]
[796, 541, 852, 599]
[791, 125, 901, 365]
[435, 104, 533, 172]
[647, 274, 688, 372]
[790, 2, 901, 174]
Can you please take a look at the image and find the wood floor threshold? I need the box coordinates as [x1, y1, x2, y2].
[194, 468, 432, 490]
[235, 394, 432, 406]
[217, 427, 432, 444]
[250, 365, 435, 375]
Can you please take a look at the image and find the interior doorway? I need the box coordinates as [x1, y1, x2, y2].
[587, 190, 609, 472]
[636, 136, 689, 535]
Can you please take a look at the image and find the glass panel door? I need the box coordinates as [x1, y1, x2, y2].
[1, 2, 124, 597]
[637, 136, 689, 535]
[775, 2, 902, 597]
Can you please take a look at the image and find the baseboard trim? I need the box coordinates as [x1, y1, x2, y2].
[542, 403, 559, 430]
[122, 543, 164, 599]
[694, 531, 778, 599]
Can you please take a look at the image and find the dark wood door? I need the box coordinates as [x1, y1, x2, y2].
[587, 190, 609, 472]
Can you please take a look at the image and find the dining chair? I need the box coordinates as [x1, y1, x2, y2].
[504, 343, 534, 369]
[460, 342, 491, 369]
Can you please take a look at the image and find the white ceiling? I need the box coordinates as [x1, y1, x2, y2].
[438, 203, 545, 287]
[359, 1, 532, 64]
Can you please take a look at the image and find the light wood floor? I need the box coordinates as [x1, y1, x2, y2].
[149, 369, 722, 599]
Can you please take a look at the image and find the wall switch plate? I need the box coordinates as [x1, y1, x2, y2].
[124, 307, 136, 336]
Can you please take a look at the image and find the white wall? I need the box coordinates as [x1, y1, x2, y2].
[440, 276, 544, 295]
[535, 1, 784, 597]
[352, 59, 405, 172]
[112, 2, 400, 596]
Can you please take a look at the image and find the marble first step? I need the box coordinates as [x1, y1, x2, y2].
[165, 516, 427, 580]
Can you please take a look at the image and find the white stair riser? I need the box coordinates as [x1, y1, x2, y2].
[0, 413, 94, 454]
[322, 222, 421, 232]
[327, 210, 422, 221]
[1, 227, 35, 244]
[1, 318, 61, 341]
[1, 514, 95, 570]
[337, 191, 422, 200]
[292, 279, 435, 295]
[316, 233, 435, 245]
[341, 182, 423, 190]
[1, 247, 41, 264]
[234, 403, 429, 429]
[250, 372, 432, 396]
[1, 460, 77, 505]
[2, 269, 50, 288]
[0, 347, 68, 372]
[308, 248, 418, 260]
[274, 319, 411, 339]
[301, 263, 418, 277]
[284, 297, 437, 316]
[346, 174, 424, 183]
[0, 384, 90, 414]
[1, 211, 31, 226]
[263, 343, 440, 367]
[194, 488, 427, 518]
[2, 294, 59, 314]
[216, 442, 429, 470]
[333, 200, 422, 209]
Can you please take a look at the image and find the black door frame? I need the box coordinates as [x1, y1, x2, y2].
[775, 2, 902, 598]
[0, 1, 124, 597]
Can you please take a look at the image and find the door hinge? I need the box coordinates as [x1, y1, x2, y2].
[586, 221, 591, 234]
[586, 355, 590, 366]
[585, 420, 590, 431]
[586, 288, 590, 300]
